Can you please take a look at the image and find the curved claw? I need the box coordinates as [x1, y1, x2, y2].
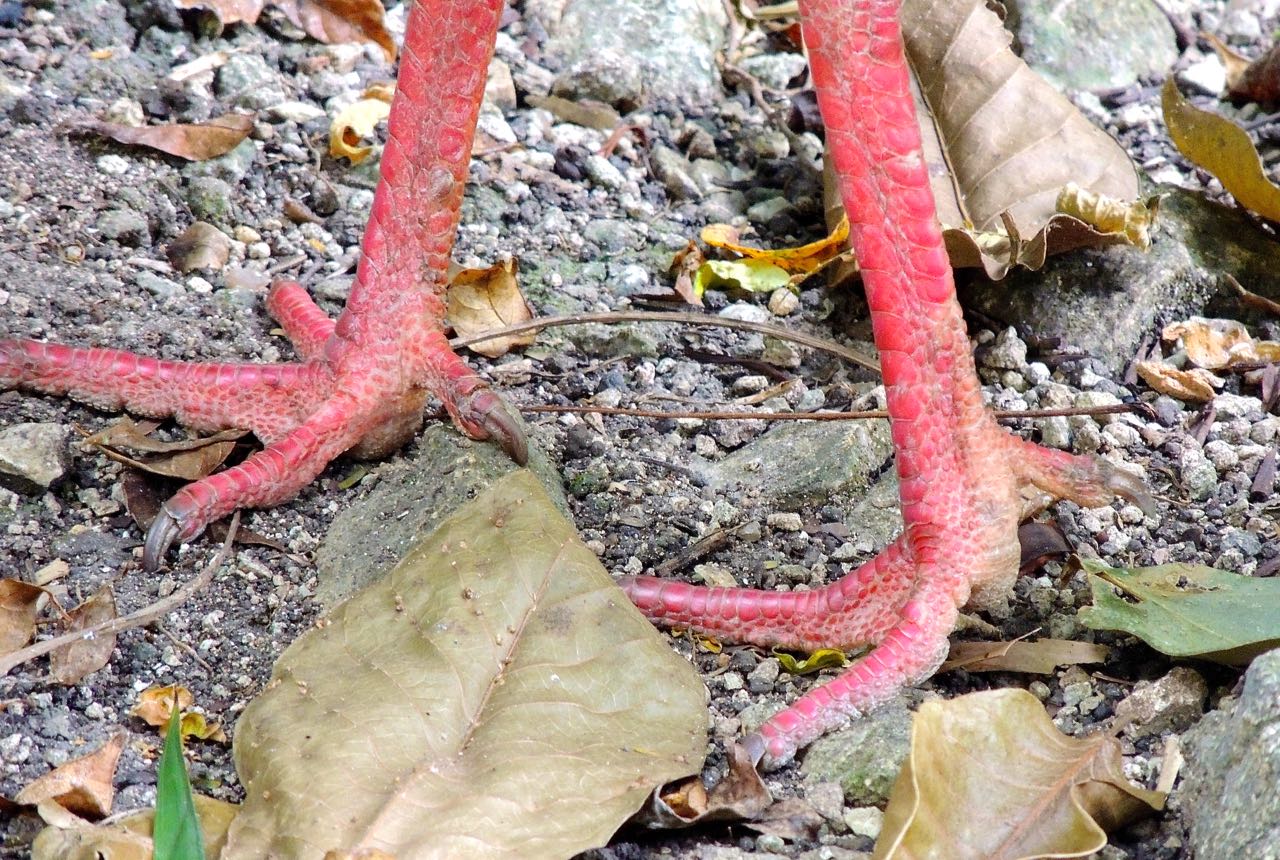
[459, 388, 528, 466]
[143, 506, 183, 572]
[1102, 462, 1157, 518]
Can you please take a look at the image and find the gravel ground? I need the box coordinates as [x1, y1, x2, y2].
[2, 1, 1279, 857]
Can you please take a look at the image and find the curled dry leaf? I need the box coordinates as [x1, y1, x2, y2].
[274, 0, 396, 62]
[1134, 360, 1221, 403]
[940, 638, 1110, 675]
[874, 689, 1164, 860]
[1207, 33, 1280, 102]
[1162, 316, 1280, 370]
[173, 0, 265, 26]
[0, 579, 44, 654]
[15, 731, 125, 819]
[225, 472, 705, 859]
[1056, 183, 1155, 250]
[84, 416, 245, 482]
[31, 793, 239, 860]
[1079, 559, 1280, 665]
[1163, 78, 1280, 222]
[132, 685, 194, 727]
[167, 222, 232, 273]
[77, 113, 254, 161]
[328, 91, 392, 163]
[668, 239, 706, 305]
[50, 585, 116, 685]
[701, 215, 850, 275]
[446, 258, 535, 358]
[633, 741, 771, 830]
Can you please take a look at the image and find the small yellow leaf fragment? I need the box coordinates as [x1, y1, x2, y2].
[1162, 316, 1280, 370]
[329, 96, 392, 163]
[1135, 360, 1221, 402]
[700, 215, 850, 274]
[1056, 183, 1155, 249]
[774, 647, 848, 675]
[132, 685, 194, 727]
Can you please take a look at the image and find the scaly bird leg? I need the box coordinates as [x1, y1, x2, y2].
[1, 0, 524, 569]
[622, 0, 1150, 767]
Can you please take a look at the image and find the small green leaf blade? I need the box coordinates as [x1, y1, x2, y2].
[154, 702, 206, 860]
[1078, 559, 1280, 664]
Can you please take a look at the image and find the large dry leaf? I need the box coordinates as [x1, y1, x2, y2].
[31, 794, 239, 860]
[447, 258, 535, 358]
[1079, 559, 1280, 665]
[226, 470, 706, 859]
[634, 742, 771, 829]
[274, 0, 395, 61]
[50, 585, 116, 685]
[1163, 78, 1280, 222]
[824, 0, 1143, 278]
[15, 731, 125, 818]
[940, 638, 1109, 675]
[173, 0, 265, 26]
[77, 114, 254, 161]
[84, 417, 244, 482]
[874, 689, 1164, 860]
[0, 579, 44, 654]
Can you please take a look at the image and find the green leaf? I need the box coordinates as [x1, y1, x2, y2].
[774, 647, 849, 675]
[226, 470, 706, 859]
[694, 259, 791, 295]
[1078, 558, 1280, 665]
[154, 700, 206, 860]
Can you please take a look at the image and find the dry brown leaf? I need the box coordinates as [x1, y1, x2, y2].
[77, 113, 254, 161]
[328, 96, 391, 163]
[173, 0, 265, 25]
[1056, 183, 1154, 250]
[50, 585, 116, 685]
[1134, 360, 1221, 402]
[634, 741, 771, 829]
[525, 94, 621, 130]
[167, 222, 231, 273]
[274, 0, 395, 61]
[941, 639, 1110, 675]
[0, 579, 44, 655]
[31, 793, 239, 860]
[823, 0, 1141, 279]
[1163, 78, 1280, 222]
[15, 731, 125, 818]
[84, 417, 245, 481]
[1208, 33, 1280, 102]
[668, 239, 707, 306]
[1162, 316, 1280, 370]
[446, 258, 535, 358]
[874, 689, 1164, 859]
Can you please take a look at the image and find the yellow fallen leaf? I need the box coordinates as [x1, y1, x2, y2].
[446, 258, 534, 358]
[1135, 360, 1222, 403]
[694, 259, 791, 296]
[700, 215, 849, 274]
[329, 96, 391, 163]
[1056, 183, 1155, 250]
[132, 685, 194, 728]
[1162, 78, 1280, 221]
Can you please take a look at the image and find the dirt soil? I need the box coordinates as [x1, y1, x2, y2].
[1, 1, 1276, 858]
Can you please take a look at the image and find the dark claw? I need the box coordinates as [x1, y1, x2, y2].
[738, 733, 767, 767]
[479, 398, 528, 466]
[143, 506, 182, 572]
[1103, 464, 1157, 518]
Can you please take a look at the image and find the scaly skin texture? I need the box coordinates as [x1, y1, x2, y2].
[0, 0, 525, 569]
[621, 0, 1148, 767]
[0, 0, 1145, 762]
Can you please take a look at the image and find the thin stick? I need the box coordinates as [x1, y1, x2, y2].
[449, 310, 881, 373]
[521, 402, 1138, 422]
[0, 513, 240, 677]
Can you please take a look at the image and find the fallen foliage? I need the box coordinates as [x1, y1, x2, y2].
[76, 114, 254, 161]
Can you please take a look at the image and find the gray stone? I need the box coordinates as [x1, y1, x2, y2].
[649, 145, 701, 200]
[0, 423, 71, 494]
[216, 53, 285, 110]
[1005, 0, 1178, 91]
[535, 0, 727, 107]
[800, 695, 913, 805]
[96, 208, 150, 246]
[135, 270, 183, 300]
[739, 52, 809, 90]
[315, 422, 565, 607]
[582, 218, 642, 253]
[184, 176, 235, 224]
[551, 49, 644, 110]
[1180, 447, 1217, 501]
[1114, 667, 1207, 738]
[961, 189, 1280, 374]
[1182, 649, 1280, 859]
[706, 418, 894, 509]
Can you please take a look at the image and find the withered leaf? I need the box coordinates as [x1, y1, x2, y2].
[328, 95, 391, 163]
[1134, 360, 1221, 403]
[274, 0, 395, 61]
[167, 222, 231, 273]
[446, 258, 535, 358]
[634, 741, 771, 829]
[875, 689, 1164, 859]
[940, 638, 1110, 675]
[31, 793, 239, 860]
[77, 113, 254, 161]
[85, 417, 244, 482]
[0, 579, 44, 655]
[15, 731, 125, 818]
[50, 585, 116, 685]
[173, 0, 265, 26]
